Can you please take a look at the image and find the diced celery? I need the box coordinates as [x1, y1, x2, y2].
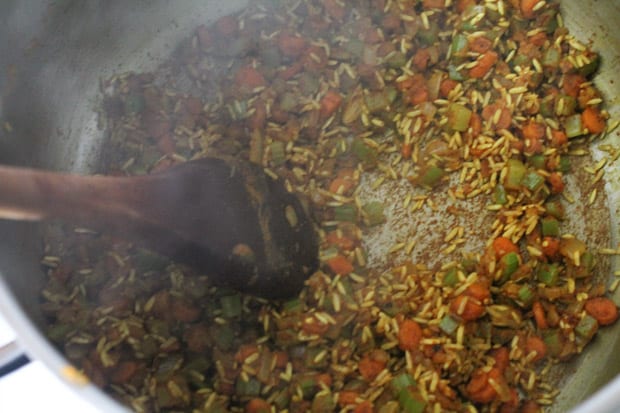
[386, 51, 407, 69]
[271, 141, 286, 166]
[541, 217, 560, 237]
[565, 114, 584, 138]
[419, 165, 445, 187]
[518, 285, 535, 307]
[283, 297, 303, 313]
[558, 156, 571, 173]
[450, 34, 468, 59]
[448, 65, 464, 81]
[334, 204, 357, 222]
[365, 90, 391, 114]
[542, 329, 563, 357]
[312, 392, 335, 413]
[542, 47, 561, 67]
[443, 268, 459, 287]
[439, 315, 460, 335]
[416, 20, 439, 46]
[235, 377, 261, 397]
[391, 373, 417, 394]
[527, 154, 546, 169]
[504, 159, 526, 190]
[352, 139, 378, 166]
[521, 171, 545, 192]
[537, 263, 560, 286]
[363, 201, 385, 227]
[544, 199, 565, 220]
[555, 95, 577, 116]
[447, 103, 472, 132]
[577, 53, 600, 78]
[493, 184, 508, 205]
[220, 294, 242, 318]
[398, 388, 427, 413]
[500, 252, 520, 282]
[575, 314, 598, 340]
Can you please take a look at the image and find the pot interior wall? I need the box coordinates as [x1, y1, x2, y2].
[0, 0, 618, 411]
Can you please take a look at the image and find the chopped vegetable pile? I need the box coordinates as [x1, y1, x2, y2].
[40, 0, 619, 412]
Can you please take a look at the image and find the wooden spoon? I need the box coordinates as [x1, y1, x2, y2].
[0, 157, 318, 298]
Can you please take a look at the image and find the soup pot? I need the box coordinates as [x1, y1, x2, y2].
[0, 0, 618, 411]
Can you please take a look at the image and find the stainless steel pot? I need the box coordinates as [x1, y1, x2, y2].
[0, 1, 618, 411]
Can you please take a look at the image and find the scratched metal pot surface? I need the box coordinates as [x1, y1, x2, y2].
[0, 1, 618, 412]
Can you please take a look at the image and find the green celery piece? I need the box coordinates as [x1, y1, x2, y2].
[518, 285, 535, 307]
[521, 171, 545, 192]
[443, 268, 459, 287]
[220, 294, 242, 318]
[447, 103, 472, 132]
[575, 314, 598, 340]
[334, 204, 357, 222]
[493, 184, 508, 205]
[504, 159, 526, 190]
[565, 114, 584, 138]
[537, 263, 560, 286]
[439, 315, 459, 335]
[500, 251, 519, 282]
[398, 388, 427, 413]
[363, 201, 385, 226]
[391, 373, 417, 394]
[541, 217, 560, 237]
[419, 165, 445, 187]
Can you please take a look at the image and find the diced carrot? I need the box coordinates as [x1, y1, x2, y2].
[302, 316, 330, 335]
[440, 78, 458, 98]
[321, 0, 346, 20]
[521, 121, 545, 153]
[215, 15, 238, 37]
[408, 86, 429, 105]
[412, 48, 431, 70]
[274, 351, 289, 368]
[492, 346, 510, 372]
[585, 297, 619, 326]
[422, 0, 446, 8]
[469, 51, 498, 79]
[278, 33, 307, 58]
[338, 390, 360, 407]
[562, 73, 585, 98]
[326, 231, 356, 251]
[320, 89, 343, 118]
[401, 142, 413, 159]
[550, 129, 568, 147]
[110, 361, 138, 384]
[245, 398, 271, 413]
[353, 401, 374, 413]
[467, 283, 491, 302]
[469, 36, 493, 54]
[171, 299, 201, 322]
[547, 172, 564, 194]
[329, 177, 355, 194]
[466, 367, 503, 403]
[581, 106, 606, 134]
[481, 103, 512, 130]
[493, 237, 520, 259]
[235, 66, 266, 90]
[456, 0, 476, 12]
[521, 400, 542, 413]
[327, 255, 354, 275]
[520, 0, 542, 19]
[235, 344, 259, 363]
[358, 351, 388, 381]
[398, 319, 423, 351]
[450, 294, 486, 321]
[525, 335, 547, 362]
[529, 32, 547, 47]
[316, 373, 333, 388]
[541, 236, 561, 258]
[278, 61, 303, 80]
[469, 112, 482, 137]
[532, 301, 548, 330]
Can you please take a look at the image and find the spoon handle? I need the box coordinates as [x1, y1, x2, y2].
[0, 164, 142, 226]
